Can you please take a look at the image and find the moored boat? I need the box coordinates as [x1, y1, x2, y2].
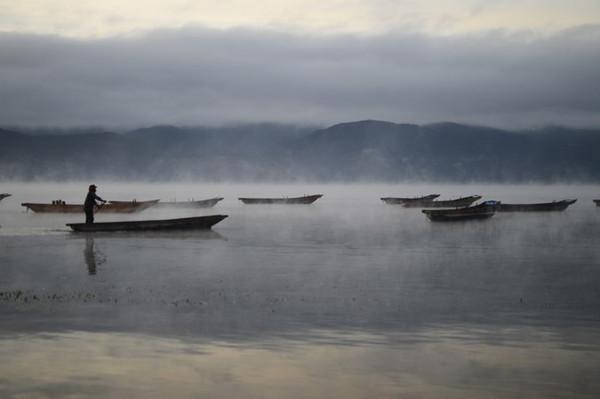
[498, 199, 577, 212]
[0, 193, 11, 201]
[594, 199, 600, 207]
[67, 214, 228, 232]
[21, 199, 159, 213]
[239, 194, 323, 204]
[107, 199, 160, 207]
[422, 201, 499, 222]
[381, 194, 440, 205]
[156, 197, 224, 208]
[405, 195, 482, 208]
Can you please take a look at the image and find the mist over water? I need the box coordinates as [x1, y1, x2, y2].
[1, 182, 600, 398]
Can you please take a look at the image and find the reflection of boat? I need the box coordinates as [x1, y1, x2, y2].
[498, 199, 577, 212]
[22, 199, 159, 213]
[0, 193, 11, 201]
[239, 194, 323, 204]
[594, 199, 600, 207]
[156, 197, 224, 208]
[67, 214, 228, 232]
[422, 201, 499, 222]
[381, 194, 440, 205]
[68, 229, 227, 241]
[404, 195, 482, 208]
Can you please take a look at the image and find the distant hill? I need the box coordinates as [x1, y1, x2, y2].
[1, 121, 599, 181]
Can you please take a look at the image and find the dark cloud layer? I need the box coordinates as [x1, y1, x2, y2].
[1, 25, 600, 128]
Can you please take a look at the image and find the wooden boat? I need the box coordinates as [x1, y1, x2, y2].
[21, 199, 159, 213]
[381, 194, 440, 205]
[404, 195, 482, 208]
[498, 199, 577, 212]
[107, 199, 160, 207]
[239, 194, 323, 204]
[67, 214, 228, 232]
[594, 199, 600, 207]
[422, 201, 499, 222]
[0, 193, 11, 201]
[156, 197, 224, 208]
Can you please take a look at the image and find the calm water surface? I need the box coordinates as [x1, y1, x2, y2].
[1, 182, 600, 398]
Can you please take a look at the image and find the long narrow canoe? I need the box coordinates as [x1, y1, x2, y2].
[67, 214, 228, 232]
[422, 201, 499, 222]
[381, 194, 440, 205]
[22, 199, 159, 213]
[156, 197, 224, 208]
[107, 199, 160, 207]
[593, 199, 600, 207]
[404, 195, 482, 208]
[0, 193, 11, 201]
[498, 199, 577, 212]
[239, 194, 323, 204]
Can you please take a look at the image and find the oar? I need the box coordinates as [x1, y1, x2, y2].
[95, 201, 106, 213]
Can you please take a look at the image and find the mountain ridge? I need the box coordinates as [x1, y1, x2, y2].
[1, 121, 599, 182]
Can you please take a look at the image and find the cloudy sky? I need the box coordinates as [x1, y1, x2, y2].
[1, 0, 600, 128]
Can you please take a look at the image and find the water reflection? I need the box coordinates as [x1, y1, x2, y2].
[2, 183, 600, 398]
[84, 237, 106, 275]
[73, 230, 227, 241]
[79, 231, 225, 276]
[1, 326, 599, 399]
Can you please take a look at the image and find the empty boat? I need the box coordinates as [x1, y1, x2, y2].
[239, 194, 323, 204]
[381, 194, 440, 205]
[422, 201, 499, 222]
[156, 197, 224, 208]
[497, 199, 577, 212]
[405, 195, 482, 208]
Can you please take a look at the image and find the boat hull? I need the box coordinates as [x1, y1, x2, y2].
[406, 195, 482, 208]
[423, 211, 495, 221]
[67, 215, 228, 232]
[22, 200, 159, 213]
[381, 194, 440, 205]
[156, 197, 224, 208]
[498, 199, 577, 212]
[239, 194, 323, 204]
[422, 201, 498, 222]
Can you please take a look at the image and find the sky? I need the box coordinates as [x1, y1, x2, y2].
[1, 0, 600, 128]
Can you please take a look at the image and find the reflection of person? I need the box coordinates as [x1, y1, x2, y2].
[84, 184, 106, 224]
[84, 236, 106, 275]
[84, 236, 97, 275]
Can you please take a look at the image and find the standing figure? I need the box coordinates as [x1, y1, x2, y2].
[84, 184, 107, 224]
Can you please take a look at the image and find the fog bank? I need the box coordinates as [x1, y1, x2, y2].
[1, 25, 600, 128]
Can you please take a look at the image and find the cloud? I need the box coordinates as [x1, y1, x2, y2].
[1, 25, 600, 128]
[4, 0, 600, 38]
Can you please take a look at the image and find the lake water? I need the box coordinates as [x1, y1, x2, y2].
[1, 182, 600, 398]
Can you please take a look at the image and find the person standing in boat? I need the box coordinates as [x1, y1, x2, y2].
[84, 184, 107, 224]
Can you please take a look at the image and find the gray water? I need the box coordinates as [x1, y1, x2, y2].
[1, 182, 600, 398]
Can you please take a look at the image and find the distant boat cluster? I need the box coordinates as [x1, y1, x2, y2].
[18, 195, 322, 213]
[0, 191, 598, 232]
[21, 197, 223, 213]
[381, 195, 580, 221]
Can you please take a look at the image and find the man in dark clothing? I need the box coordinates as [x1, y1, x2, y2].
[84, 184, 106, 224]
